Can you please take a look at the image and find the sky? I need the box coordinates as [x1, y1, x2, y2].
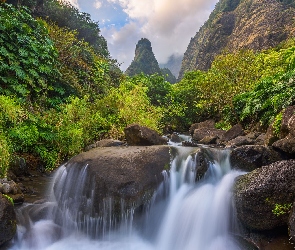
[65, 0, 219, 70]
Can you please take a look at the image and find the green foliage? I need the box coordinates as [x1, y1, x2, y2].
[0, 133, 11, 178]
[272, 203, 292, 216]
[45, 22, 120, 100]
[10, 0, 109, 58]
[164, 39, 295, 131]
[2, 194, 14, 205]
[160, 68, 177, 84]
[215, 0, 241, 12]
[0, 4, 61, 106]
[234, 69, 295, 127]
[40, 0, 109, 57]
[131, 73, 172, 106]
[98, 78, 163, 138]
[273, 112, 283, 137]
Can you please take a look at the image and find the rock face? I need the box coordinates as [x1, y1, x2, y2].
[189, 120, 215, 136]
[272, 107, 295, 154]
[230, 145, 285, 172]
[124, 124, 168, 146]
[125, 38, 162, 76]
[61, 146, 171, 219]
[221, 124, 245, 142]
[0, 194, 16, 246]
[234, 160, 295, 231]
[192, 127, 226, 143]
[179, 0, 295, 79]
[0, 179, 24, 204]
[85, 139, 125, 151]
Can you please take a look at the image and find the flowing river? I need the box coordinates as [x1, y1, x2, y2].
[8, 145, 251, 250]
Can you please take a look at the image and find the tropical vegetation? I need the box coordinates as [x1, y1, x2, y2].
[1, 0, 295, 178]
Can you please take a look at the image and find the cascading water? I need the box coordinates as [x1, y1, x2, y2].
[9, 146, 246, 250]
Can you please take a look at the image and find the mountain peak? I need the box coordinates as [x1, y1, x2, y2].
[125, 38, 162, 77]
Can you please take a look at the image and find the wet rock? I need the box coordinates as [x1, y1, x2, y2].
[124, 124, 168, 146]
[182, 141, 199, 147]
[199, 135, 218, 144]
[226, 136, 254, 147]
[280, 106, 295, 138]
[0, 193, 16, 246]
[0, 180, 24, 204]
[60, 146, 171, 220]
[254, 133, 266, 145]
[272, 134, 295, 155]
[234, 160, 295, 231]
[85, 139, 125, 151]
[230, 145, 285, 172]
[221, 124, 245, 142]
[264, 123, 279, 146]
[195, 148, 210, 181]
[288, 113, 295, 137]
[189, 119, 215, 136]
[9, 156, 28, 177]
[192, 128, 226, 143]
[170, 133, 182, 143]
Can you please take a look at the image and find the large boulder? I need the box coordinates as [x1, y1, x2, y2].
[0, 179, 24, 204]
[0, 194, 16, 246]
[230, 145, 285, 172]
[226, 136, 254, 148]
[124, 124, 168, 146]
[192, 128, 226, 143]
[280, 106, 295, 138]
[221, 124, 245, 142]
[273, 134, 295, 155]
[85, 139, 125, 151]
[264, 123, 279, 146]
[234, 160, 295, 231]
[9, 156, 28, 177]
[189, 119, 215, 136]
[56, 146, 171, 222]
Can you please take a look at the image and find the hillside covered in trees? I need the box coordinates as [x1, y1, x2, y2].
[0, 0, 295, 181]
[179, 0, 295, 79]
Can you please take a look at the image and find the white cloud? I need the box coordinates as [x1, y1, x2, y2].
[63, 0, 79, 8]
[94, 0, 103, 9]
[76, 0, 219, 70]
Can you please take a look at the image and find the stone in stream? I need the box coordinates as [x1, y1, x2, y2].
[54, 146, 171, 228]
[234, 160, 295, 231]
[124, 124, 168, 146]
[0, 193, 16, 247]
[230, 145, 285, 172]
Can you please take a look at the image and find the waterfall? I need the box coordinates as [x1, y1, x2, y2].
[9, 146, 245, 250]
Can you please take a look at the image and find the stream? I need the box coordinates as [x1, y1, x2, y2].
[5, 144, 292, 250]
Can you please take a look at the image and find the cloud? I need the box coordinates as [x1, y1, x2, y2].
[63, 0, 79, 8]
[72, 0, 219, 70]
[94, 0, 103, 9]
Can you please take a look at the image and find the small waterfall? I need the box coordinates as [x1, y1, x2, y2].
[9, 146, 245, 250]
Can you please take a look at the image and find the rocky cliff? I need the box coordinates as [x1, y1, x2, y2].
[125, 38, 176, 82]
[125, 38, 162, 77]
[179, 0, 295, 79]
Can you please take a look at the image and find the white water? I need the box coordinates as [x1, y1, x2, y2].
[9, 146, 244, 250]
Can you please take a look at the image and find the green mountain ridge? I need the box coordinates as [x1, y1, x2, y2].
[179, 0, 295, 79]
[125, 38, 176, 83]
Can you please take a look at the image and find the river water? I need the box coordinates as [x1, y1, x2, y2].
[9, 145, 249, 250]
